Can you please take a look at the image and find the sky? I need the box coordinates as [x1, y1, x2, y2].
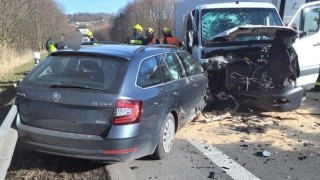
[55, 0, 133, 14]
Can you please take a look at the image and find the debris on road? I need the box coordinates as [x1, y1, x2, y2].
[208, 171, 215, 179]
[202, 112, 232, 123]
[234, 124, 267, 134]
[262, 150, 271, 157]
[298, 156, 308, 160]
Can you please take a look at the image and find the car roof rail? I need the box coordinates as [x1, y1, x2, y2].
[134, 44, 178, 53]
[81, 41, 120, 45]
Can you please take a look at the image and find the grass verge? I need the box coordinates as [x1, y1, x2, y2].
[0, 53, 37, 122]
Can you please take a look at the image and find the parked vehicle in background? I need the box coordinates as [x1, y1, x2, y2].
[77, 28, 91, 42]
[15, 44, 208, 162]
[175, 1, 317, 112]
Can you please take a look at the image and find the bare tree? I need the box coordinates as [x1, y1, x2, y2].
[109, 0, 176, 43]
[0, 0, 72, 53]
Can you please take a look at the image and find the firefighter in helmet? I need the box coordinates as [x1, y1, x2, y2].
[86, 31, 97, 42]
[125, 24, 146, 45]
[145, 27, 160, 45]
[160, 28, 179, 47]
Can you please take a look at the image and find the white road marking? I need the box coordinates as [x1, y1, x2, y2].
[188, 139, 260, 180]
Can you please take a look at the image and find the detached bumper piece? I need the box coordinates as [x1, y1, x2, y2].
[232, 86, 304, 112]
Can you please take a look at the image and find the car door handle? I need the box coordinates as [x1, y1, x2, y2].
[173, 90, 180, 95]
[313, 42, 320, 46]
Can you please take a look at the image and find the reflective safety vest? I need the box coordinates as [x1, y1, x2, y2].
[48, 43, 57, 55]
[147, 38, 159, 45]
[161, 37, 179, 47]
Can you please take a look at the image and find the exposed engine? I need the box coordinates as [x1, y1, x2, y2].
[198, 20, 304, 112]
[203, 44, 298, 94]
[225, 47, 273, 92]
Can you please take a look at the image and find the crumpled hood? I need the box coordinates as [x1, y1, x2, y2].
[211, 25, 297, 42]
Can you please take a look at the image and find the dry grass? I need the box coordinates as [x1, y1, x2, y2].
[0, 45, 34, 76]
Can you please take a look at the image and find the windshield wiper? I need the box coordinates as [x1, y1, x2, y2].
[50, 84, 104, 91]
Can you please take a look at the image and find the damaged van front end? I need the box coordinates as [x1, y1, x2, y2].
[202, 26, 304, 111]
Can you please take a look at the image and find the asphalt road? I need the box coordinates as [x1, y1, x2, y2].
[105, 93, 320, 180]
[105, 137, 320, 180]
[5, 93, 320, 179]
[105, 139, 232, 180]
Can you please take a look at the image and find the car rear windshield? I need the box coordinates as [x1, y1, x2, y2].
[26, 55, 127, 92]
[201, 8, 282, 42]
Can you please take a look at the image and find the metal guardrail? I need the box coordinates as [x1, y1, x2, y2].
[0, 105, 18, 180]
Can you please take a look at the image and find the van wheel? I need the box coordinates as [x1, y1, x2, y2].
[152, 113, 175, 160]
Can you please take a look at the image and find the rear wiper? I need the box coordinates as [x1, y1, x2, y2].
[50, 84, 104, 91]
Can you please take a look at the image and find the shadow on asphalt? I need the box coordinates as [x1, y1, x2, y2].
[6, 145, 108, 179]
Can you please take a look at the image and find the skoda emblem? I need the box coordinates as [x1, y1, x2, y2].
[52, 92, 60, 102]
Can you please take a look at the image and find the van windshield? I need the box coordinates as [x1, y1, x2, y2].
[201, 8, 282, 43]
[26, 56, 127, 92]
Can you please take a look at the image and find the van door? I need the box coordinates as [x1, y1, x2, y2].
[288, 2, 320, 89]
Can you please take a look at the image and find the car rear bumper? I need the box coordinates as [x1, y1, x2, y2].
[232, 86, 304, 112]
[16, 115, 155, 162]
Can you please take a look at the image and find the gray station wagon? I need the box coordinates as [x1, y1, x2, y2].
[16, 44, 208, 162]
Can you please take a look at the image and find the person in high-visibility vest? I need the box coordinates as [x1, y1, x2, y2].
[125, 24, 146, 45]
[86, 31, 97, 42]
[145, 28, 160, 45]
[160, 28, 179, 47]
[45, 38, 57, 55]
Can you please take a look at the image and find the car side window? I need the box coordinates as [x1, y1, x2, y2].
[161, 53, 185, 82]
[178, 52, 203, 76]
[137, 56, 162, 88]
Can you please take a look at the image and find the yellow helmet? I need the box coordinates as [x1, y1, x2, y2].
[133, 24, 143, 32]
[145, 28, 154, 34]
[162, 28, 170, 34]
[86, 31, 93, 37]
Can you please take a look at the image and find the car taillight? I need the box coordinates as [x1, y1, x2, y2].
[113, 100, 143, 125]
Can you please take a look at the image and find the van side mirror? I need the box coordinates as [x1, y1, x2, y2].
[188, 31, 194, 47]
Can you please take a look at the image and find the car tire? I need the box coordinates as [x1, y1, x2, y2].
[152, 113, 175, 160]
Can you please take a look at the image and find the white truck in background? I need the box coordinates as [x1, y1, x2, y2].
[174, 0, 320, 112]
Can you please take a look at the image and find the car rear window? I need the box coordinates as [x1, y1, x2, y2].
[26, 55, 127, 92]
